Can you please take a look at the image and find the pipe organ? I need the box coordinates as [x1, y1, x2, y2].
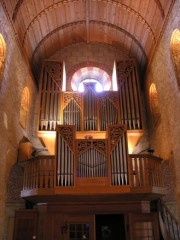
[108, 125, 129, 186]
[56, 124, 129, 187]
[84, 85, 98, 131]
[77, 139, 107, 178]
[38, 60, 143, 184]
[38, 60, 143, 132]
[63, 93, 82, 131]
[56, 126, 75, 187]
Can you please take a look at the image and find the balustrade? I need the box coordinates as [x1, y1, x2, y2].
[129, 154, 164, 187]
[23, 156, 54, 190]
[22, 154, 164, 192]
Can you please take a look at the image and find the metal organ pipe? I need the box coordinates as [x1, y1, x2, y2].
[56, 132, 74, 187]
[132, 66, 141, 129]
[111, 133, 128, 186]
[128, 71, 136, 129]
[77, 142, 107, 178]
[118, 62, 142, 130]
[39, 68, 61, 131]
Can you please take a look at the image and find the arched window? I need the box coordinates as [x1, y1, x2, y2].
[71, 67, 112, 92]
[0, 33, 6, 84]
[149, 83, 160, 127]
[170, 29, 180, 89]
[20, 87, 29, 129]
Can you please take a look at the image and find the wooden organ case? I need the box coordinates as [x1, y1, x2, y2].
[15, 60, 165, 240]
[38, 59, 142, 133]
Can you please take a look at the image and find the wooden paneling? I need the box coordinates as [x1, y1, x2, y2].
[1, 0, 175, 80]
[13, 210, 38, 240]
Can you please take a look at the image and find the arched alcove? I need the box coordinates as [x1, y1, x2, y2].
[149, 83, 161, 127]
[71, 66, 112, 92]
[170, 29, 180, 89]
[19, 87, 29, 129]
[0, 33, 6, 84]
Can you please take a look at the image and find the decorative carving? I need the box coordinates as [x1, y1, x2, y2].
[116, 60, 135, 85]
[44, 61, 63, 90]
[7, 164, 24, 202]
[108, 125, 126, 150]
[63, 92, 82, 108]
[77, 140, 106, 155]
[98, 92, 118, 108]
[56, 125, 74, 150]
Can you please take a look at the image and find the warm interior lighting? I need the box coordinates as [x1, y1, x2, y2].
[37, 131, 56, 155]
[62, 61, 66, 91]
[78, 79, 103, 93]
[112, 61, 118, 91]
[0, 33, 6, 82]
[71, 67, 111, 92]
[127, 130, 144, 154]
[37, 130, 143, 155]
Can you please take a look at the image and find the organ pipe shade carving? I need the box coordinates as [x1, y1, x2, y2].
[98, 92, 120, 131]
[56, 126, 75, 186]
[77, 140, 107, 178]
[39, 61, 62, 131]
[63, 93, 82, 131]
[108, 125, 129, 186]
[117, 60, 142, 130]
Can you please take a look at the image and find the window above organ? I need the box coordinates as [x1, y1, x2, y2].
[38, 60, 144, 154]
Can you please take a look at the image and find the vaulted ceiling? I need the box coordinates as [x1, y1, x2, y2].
[2, 0, 174, 80]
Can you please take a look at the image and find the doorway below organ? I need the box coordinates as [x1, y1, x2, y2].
[95, 214, 126, 240]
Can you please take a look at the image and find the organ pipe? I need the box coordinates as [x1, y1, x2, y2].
[109, 125, 129, 186]
[56, 127, 74, 187]
[117, 61, 142, 130]
[39, 63, 62, 131]
[77, 140, 107, 178]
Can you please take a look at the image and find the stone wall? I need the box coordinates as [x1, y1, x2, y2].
[145, 0, 180, 218]
[0, 3, 38, 240]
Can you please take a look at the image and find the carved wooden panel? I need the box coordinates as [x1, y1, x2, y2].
[62, 92, 82, 131]
[44, 61, 63, 90]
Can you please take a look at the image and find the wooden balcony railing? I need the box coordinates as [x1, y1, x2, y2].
[23, 155, 54, 190]
[21, 154, 165, 197]
[129, 154, 164, 188]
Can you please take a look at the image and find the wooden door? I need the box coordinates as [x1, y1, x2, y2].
[129, 213, 160, 240]
[62, 215, 94, 240]
[13, 210, 38, 240]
